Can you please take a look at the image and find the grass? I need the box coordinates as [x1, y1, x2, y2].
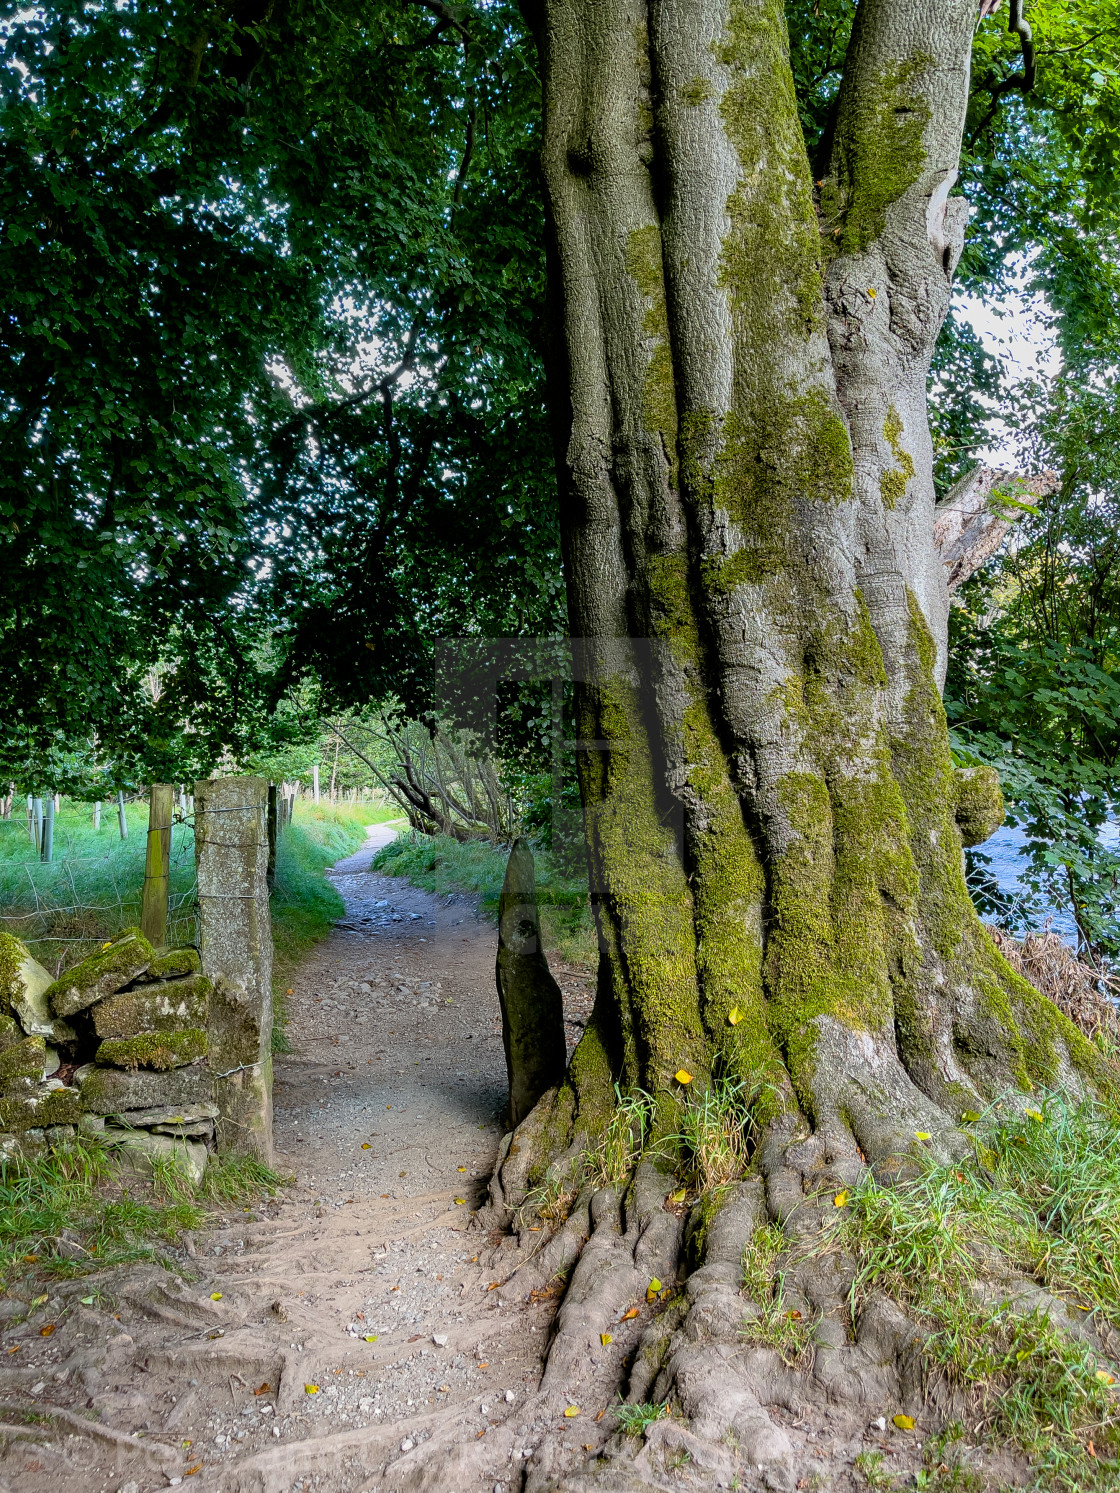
[812, 1091, 1120, 1489]
[739, 1222, 817, 1368]
[667, 1076, 756, 1195]
[584, 1085, 655, 1188]
[615, 1399, 670, 1436]
[0, 1136, 285, 1292]
[372, 828, 597, 965]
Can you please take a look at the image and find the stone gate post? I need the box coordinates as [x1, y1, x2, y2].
[194, 774, 273, 1163]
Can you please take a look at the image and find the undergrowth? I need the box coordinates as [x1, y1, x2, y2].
[615, 1399, 670, 1436]
[817, 1092, 1120, 1488]
[0, 1138, 285, 1291]
[668, 1076, 756, 1194]
[584, 1086, 654, 1188]
[372, 829, 597, 965]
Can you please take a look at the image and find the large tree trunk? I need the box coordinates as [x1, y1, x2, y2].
[468, 0, 1109, 1487]
[500, 0, 1101, 1168]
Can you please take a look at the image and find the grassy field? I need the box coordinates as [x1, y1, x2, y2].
[372, 829, 598, 965]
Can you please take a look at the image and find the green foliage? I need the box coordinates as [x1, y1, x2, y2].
[946, 376, 1120, 961]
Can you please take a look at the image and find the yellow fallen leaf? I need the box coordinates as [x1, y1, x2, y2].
[1025, 1109, 1044, 1122]
[621, 1307, 640, 1321]
[210, 1292, 223, 1301]
[361, 1143, 371, 1150]
[600, 1333, 612, 1346]
[454, 1198, 466, 1206]
[1096, 1370, 1116, 1385]
[892, 1413, 914, 1431]
[457, 1166, 467, 1172]
[646, 1279, 662, 1302]
[305, 1384, 319, 1395]
[31, 1295, 47, 1307]
[564, 1405, 580, 1418]
[833, 1191, 849, 1208]
[914, 1132, 931, 1141]
[364, 1334, 379, 1343]
[102, 942, 112, 949]
[727, 1006, 743, 1026]
[675, 1070, 693, 1085]
[667, 1188, 687, 1204]
[867, 287, 877, 298]
[960, 1111, 982, 1123]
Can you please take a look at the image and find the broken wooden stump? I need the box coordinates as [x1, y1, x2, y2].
[496, 837, 567, 1127]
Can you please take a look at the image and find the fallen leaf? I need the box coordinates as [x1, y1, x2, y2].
[31, 1295, 47, 1307]
[595, 1409, 606, 1422]
[914, 1132, 931, 1142]
[892, 1413, 915, 1431]
[364, 1334, 379, 1342]
[457, 1166, 467, 1172]
[621, 1307, 640, 1321]
[1095, 1370, 1116, 1386]
[727, 1006, 743, 1026]
[454, 1198, 466, 1206]
[478, 1361, 489, 1369]
[5, 1347, 17, 1355]
[408, 1335, 422, 1343]
[564, 1405, 580, 1418]
[254, 1384, 270, 1395]
[39, 1324, 55, 1337]
[786, 1310, 802, 1321]
[438, 1383, 450, 1392]
[867, 287, 877, 297]
[23, 1255, 38, 1263]
[674, 1069, 693, 1085]
[646, 1277, 662, 1302]
[80, 1296, 95, 1305]
[210, 1292, 223, 1301]
[399, 1170, 407, 1178]
[184, 1465, 202, 1476]
[833, 1190, 849, 1207]
[476, 1430, 485, 1439]
[1025, 1109, 1044, 1122]
[305, 1384, 319, 1395]
[960, 1110, 981, 1123]
[600, 1333, 612, 1346]
[488, 1282, 501, 1291]
[667, 1188, 687, 1205]
[361, 1143, 371, 1150]
[584, 1442, 595, 1450]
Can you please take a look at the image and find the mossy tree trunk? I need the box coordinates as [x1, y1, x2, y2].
[515, 0, 1102, 1177]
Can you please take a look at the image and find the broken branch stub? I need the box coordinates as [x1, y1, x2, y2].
[495, 837, 567, 1128]
[934, 464, 1059, 590]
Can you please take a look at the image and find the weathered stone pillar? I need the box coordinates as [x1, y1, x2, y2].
[496, 838, 567, 1127]
[194, 775, 273, 1163]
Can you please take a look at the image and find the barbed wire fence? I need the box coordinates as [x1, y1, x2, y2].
[0, 814, 199, 975]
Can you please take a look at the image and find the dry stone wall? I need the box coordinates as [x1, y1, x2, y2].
[0, 773, 276, 1183]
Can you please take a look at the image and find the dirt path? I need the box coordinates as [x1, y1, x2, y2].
[0, 826, 596, 1493]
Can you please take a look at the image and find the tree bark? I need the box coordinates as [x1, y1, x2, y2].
[507, 0, 1103, 1180]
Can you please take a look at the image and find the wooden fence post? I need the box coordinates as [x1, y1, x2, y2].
[140, 784, 174, 950]
[194, 775, 273, 1163]
[116, 790, 128, 840]
[266, 784, 277, 889]
[40, 796, 54, 863]
[31, 797, 43, 853]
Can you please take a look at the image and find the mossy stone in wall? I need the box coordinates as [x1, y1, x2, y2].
[79, 1062, 212, 1114]
[952, 766, 1004, 847]
[46, 931, 154, 1018]
[0, 1035, 49, 1093]
[0, 933, 24, 1017]
[96, 1028, 208, 1072]
[91, 975, 211, 1038]
[0, 1087, 81, 1132]
[146, 948, 201, 979]
[0, 1015, 21, 1053]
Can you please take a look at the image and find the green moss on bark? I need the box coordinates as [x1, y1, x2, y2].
[953, 766, 1005, 847]
[625, 225, 678, 485]
[879, 406, 915, 509]
[820, 55, 932, 256]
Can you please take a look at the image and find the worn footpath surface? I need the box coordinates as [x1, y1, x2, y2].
[0, 826, 597, 1493]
